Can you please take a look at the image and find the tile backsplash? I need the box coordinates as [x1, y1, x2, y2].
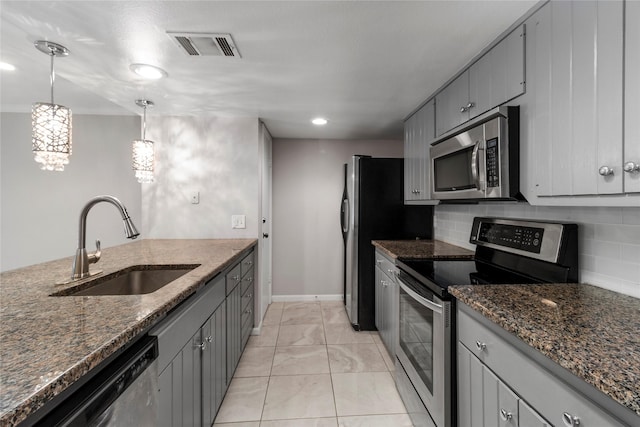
[434, 204, 640, 298]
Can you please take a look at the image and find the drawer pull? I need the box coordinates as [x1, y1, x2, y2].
[500, 409, 513, 421]
[246, 293, 253, 299]
[195, 341, 207, 351]
[245, 308, 252, 314]
[376, 259, 383, 265]
[232, 275, 240, 281]
[562, 412, 580, 426]
[245, 277, 253, 282]
[475, 341, 486, 351]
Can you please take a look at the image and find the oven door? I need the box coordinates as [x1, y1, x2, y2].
[397, 274, 451, 427]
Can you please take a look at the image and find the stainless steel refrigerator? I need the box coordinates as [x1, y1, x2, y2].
[340, 155, 433, 331]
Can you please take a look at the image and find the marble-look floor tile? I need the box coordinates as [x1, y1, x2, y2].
[214, 377, 269, 423]
[261, 417, 338, 427]
[332, 372, 406, 416]
[281, 303, 323, 325]
[321, 300, 345, 307]
[376, 342, 396, 372]
[321, 305, 350, 325]
[370, 332, 383, 345]
[325, 323, 374, 345]
[327, 344, 388, 373]
[262, 374, 336, 420]
[277, 324, 326, 346]
[338, 414, 413, 427]
[263, 306, 283, 326]
[268, 302, 285, 310]
[234, 346, 275, 377]
[247, 325, 279, 347]
[272, 345, 330, 375]
[214, 422, 260, 427]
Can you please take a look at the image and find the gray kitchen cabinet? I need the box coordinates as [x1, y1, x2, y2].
[374, 249, 398, 355]
[202, 303, 227, 427]
[525, 0, 640, 200]
[457, 303, 629, 427]
[404, 99, 436, 204]
[226, 249, 255, 382]
[435, 25, 525, 137]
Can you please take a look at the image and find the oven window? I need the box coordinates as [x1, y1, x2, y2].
[399, 286, 434, 393]
[433, 147, 475, 191]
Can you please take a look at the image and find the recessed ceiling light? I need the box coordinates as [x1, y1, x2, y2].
[0, 61, 16, 71]
[130, 63, 167, 80]
[312, 118, 328, 126]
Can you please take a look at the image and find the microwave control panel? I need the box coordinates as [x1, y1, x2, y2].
[477, 222, 544, 254]
[486, 137, 499, 188]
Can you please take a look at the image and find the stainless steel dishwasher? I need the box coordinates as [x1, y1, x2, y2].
[36, 336, 159, 426]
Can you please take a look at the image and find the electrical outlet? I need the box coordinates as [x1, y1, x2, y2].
[190, 191, 200, 204]
[232, 215, 246, 229]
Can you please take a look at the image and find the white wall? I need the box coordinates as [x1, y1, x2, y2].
[0, 112, 141, 272]
[142, 116, 260, 239]
[434, 204, 640, 298]
[272, 138, 403, 298]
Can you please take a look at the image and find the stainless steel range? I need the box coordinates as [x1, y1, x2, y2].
[394, 217, 578, 427]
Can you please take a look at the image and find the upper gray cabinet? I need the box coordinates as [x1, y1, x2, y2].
[526, 0, 640, 203]
[436, 25, 525, 137]
[404, 99, 436, 204]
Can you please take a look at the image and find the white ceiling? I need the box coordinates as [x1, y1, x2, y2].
[0, 1, 537, 139]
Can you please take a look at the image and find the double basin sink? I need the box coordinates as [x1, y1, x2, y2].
[51, 264, 200, 296]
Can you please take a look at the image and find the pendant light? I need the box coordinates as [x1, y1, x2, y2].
[32, 40, 72, 171]
[132, 99, 155, 183]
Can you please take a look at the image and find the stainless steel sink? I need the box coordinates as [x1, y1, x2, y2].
[51, 265, 200, 296]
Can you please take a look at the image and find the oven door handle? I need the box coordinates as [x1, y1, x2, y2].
[397, 278, 443, 314]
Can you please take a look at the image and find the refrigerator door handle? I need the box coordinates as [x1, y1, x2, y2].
[341, 199, 349, 234]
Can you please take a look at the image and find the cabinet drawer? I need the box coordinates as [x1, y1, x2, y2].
[241, 297, 254, 330]
[458, 304, 627, 427]
[225, 263, 242, 295]
[375, 250, 397, 279]
[241, 268, 254, 295]
[241, 251, 254, 277]
[151, 274, 225, 372]
[241, 283, 254, 311]
[241, 315, 252, 349]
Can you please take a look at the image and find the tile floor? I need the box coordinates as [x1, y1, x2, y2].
[213, 301, 413, 427]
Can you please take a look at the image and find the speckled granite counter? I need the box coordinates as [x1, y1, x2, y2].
[449, 283, 640, 418]
[0, 239, 256, 426]
[372, 239, 474, 260]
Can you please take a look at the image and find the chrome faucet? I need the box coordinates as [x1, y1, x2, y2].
[71, 195, 139, 280]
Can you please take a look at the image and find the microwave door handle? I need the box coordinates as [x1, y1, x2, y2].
[398, 278, 443, 314]
[471, 141, 481, 190]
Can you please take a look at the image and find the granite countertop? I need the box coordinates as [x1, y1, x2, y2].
[372, 239, 475, 260]
[449, 283, 640, 418]
[0, 238, 257, 426]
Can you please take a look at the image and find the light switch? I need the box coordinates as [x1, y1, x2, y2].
[232, 215, 246, 229]
[190, 191, 200, 204]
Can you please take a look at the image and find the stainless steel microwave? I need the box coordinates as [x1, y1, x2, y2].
[430, 106, 520, 201]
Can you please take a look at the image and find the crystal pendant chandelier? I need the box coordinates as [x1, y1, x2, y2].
[132, 99, 155, 183]
[32, 40, 72, 171]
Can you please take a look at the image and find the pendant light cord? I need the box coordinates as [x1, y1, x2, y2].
[49, 51, 55, 104]
[142, 103, 147, 140]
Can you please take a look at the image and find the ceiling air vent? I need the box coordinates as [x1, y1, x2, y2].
[167, 32, 241, 58]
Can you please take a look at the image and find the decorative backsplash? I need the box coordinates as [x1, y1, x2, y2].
[434, 204, 640, 298]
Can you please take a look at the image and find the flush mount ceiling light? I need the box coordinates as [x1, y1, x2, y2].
[129, 63, 167, 80]
[132, 99, 155, 183]
[312, 118, 328, 126]
[0, 61, 16, 71]
[32, 40, 72, 171]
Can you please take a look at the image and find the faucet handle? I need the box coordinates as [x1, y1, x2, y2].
[88, 239, 102, 264]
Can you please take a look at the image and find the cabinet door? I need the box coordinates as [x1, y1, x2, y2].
[470, 25, 525, 117]
[624, 0, 640, 193]
[458, 342, 486, 427]
[387, 272, 398, 357]
[157, 329, 203, 427]
[417, 100, 435, 201]
[404, 112, 419, 201]
[226, 284, 242, 382]
[374, 265, 385, 342]
[436, 71, 470, 136]
[530, 0, 623, 196]
[202, 303, 227, 427]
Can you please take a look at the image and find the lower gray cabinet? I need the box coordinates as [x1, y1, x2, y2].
[225, 283, 242, 382]
[202, 303, 226, 426]
[374, 249, 398, 356]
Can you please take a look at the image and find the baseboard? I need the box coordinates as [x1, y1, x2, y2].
[271, 294, 344, 302]
[251, 322, 262, 336]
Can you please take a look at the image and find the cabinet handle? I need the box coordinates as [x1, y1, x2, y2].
[232, 275, 240, 281]
[598, 166, 614, 176]
[245, 260, 253, 266]
[205, 335, 213, 343]
[245, 308, 252, 314]
[460, 102, 475, 113]
[245, 277, 253, 282]
[500, 409, 513, 421]
[562, 412, 580, 426]
[475, 341, 486, 351]
[376, 259, 383, 266]
[382, 280, 389, 288]
[246, 293, 253, 299]
[195, 341, 207, 351]
[624, 162, 640, 173]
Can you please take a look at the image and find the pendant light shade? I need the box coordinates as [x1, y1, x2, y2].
[132, 99, 155, 183]
[32, 40, 72, 171]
